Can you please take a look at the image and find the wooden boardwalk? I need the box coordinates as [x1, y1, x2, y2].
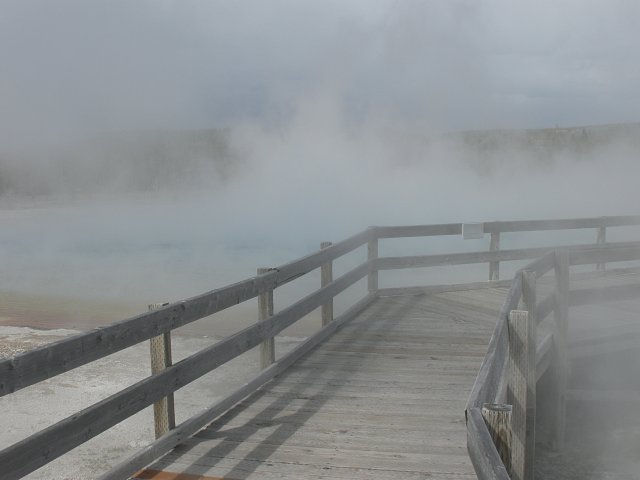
[137, 287, 509, 479]
[3, 217, 640, 480]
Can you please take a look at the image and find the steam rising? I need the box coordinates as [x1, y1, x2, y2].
[1, 3, 640, 475]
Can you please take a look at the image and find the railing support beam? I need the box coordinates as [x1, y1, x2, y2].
[321, 242, 334, 326]
[508, 306, 536, 480]
[597, 225, 606, 270]
[258, 268, 275, 369]
[481, 403, 512, 475]
[368, 235, 379, 294]
[149, 302, 175, 439]
[489, 232, 500, 281]
[551, 250, 570, 449]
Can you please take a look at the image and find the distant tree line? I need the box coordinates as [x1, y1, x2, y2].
[0, 128, 238, 198]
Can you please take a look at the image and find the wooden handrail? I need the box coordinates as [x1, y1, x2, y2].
[0, 261, 370, 479]
[3, 215, 640, 479]
[467, 240, 640, 480]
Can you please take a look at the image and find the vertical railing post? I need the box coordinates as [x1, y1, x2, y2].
[368, 231, 379, 294]
[508, 308, 535, 480]
[148, 302, 175, 439]
[489, 232, 501, 281]
[258, 267, 275, 369]
[596, 225, 606, 271]
[481, 403, 512, 474]
[551, 249, 570, 449]
[321, 242, 333, 327]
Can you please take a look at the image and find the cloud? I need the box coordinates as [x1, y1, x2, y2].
[0, 0, 638, 149]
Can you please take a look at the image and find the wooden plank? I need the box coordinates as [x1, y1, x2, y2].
[569, 241, 640, 266]
[367, 237, 378, 293]
[466, 407, 511, 480]
[134, 470, 224, 480]
[376, 246, 557, 271]
[320, 242, 333, 326]
[523, 251, 556, 278]
[274, 228, 373, 285]
[481, 404, 511, 475]
[148, 303, 175, 439]
[466, 277, 521, 408]
[258, 267, 275, 369]
[137, 292, 487, 480]
[0, 229, 373, 397]
[551, 249, 569, 449]
[98, 293, 376, 480]
[151, 456, 476, 480]
[489, 232, 500, 281]
[483, 215, 640, 233]
[507, 309, 535, 480]
[378, 280, 511, 297]
[535, 332, 554, 382]
[536, 292, 557, 324]
[1, 263, 370, 480]
[375, 223, 462, 238]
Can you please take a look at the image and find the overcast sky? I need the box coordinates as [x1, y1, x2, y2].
[1, 0, 639, 144]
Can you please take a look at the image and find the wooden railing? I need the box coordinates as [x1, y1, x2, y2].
[1, 216, 639, 479]
[466, 242, 640, 480]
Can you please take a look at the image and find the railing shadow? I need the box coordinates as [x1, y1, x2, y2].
[168, 297, 411, 478]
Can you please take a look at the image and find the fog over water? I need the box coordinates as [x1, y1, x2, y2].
[1, 2, 640, 478]
[0, 3, 638, 322]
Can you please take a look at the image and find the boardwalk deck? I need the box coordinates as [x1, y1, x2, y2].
[136, 288, 509, 479]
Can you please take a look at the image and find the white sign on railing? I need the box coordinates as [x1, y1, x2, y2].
[462, 222, 485, 240]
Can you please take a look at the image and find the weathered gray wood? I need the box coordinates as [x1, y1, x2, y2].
[368, 237, 379, 293]
[138, 291, 499, 480]
[148, 303, 175, 439]
[569, 282, 640, 306]
[569, 241, 640, 266]
[466, 407, 512, 480]
[0, 261, 370, 480]
[489, 232, 500, 281]
[378, 279, 512, 297]
[481, 403, 512, 475]
[551, 249, 569, 449]
[508, 309, 535, 480]
[597, 225, 607, 271]
[536, 292, 557, 324]
[377, 246, 558, 272]
[483, 215, 640, 233]
[100, 292, 377, 480]
[375, 223, 462, 238]
[321, 241, 333, 326]
[535, 332, 554, 382]
[0, 228, 373, 397]
[276, 228, 373, 286]
[258, 268, 275, 369]
[466, 278, 522, 409]
[376, 216, 640, 239]
[524, 251, 556, 277]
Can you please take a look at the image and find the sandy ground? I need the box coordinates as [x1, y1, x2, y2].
[0, 323, 304, 479]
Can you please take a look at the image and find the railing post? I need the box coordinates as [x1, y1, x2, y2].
[481, 403, 512, 475]
[489, 232, 500, 281]
[368, 233, 378, 294]
[321, 242, 333, 326]
[596, 225, 606, 271]
[551, 249, 570, 449]
[508, 308, 535, 480]
[258, 267, 275, 369]
[148, 302, 175, 439]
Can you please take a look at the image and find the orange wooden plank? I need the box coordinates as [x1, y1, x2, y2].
[134, 469, 232, 480]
